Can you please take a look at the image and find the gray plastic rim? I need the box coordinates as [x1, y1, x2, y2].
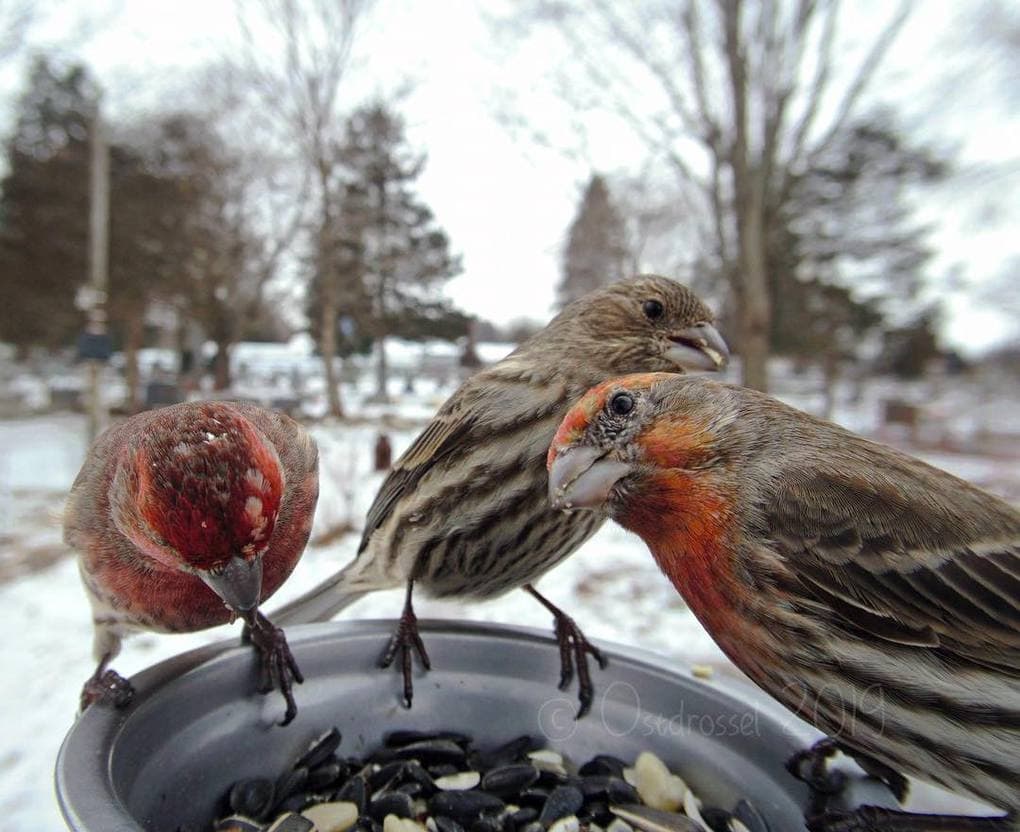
[55, 619, 893, 831]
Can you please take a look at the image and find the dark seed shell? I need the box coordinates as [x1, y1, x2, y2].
[278, 793, 311, 814]
[296, 728, 343, 770]
[733, 799, 769, 832]
[518, 787, 550, 807]
[265, 814, 316, 832]
[403, 761, 437, 791]
[538, 786, 584, 826]
[275, 767, 309, 803]
[429, 764, 462, 778]
[391, 740, 467, 765]
[580, 776, 639, 805]
[698, 807, 731, 832]
[307, 762, 344, 792]
[397, 781, 424, 798]
[578, 756, 627, 779]
[481, 765, 540, 797]
[228, 778, 275, 821]
[385, 730, 473, 748]
[336, 776, 368, 815]
[214, 816, 261, 832]
[471, 816, 505, 832]
[509, 807, 539, 827]
[579, 801, 610, 825]
[434, 815, 467, 832]
[476, 737, 543, 770]
[353, 818, 382, 832]
[429, 790, 506, 822]
[369, 761, 408, 792]
[369, 791, 415, 821]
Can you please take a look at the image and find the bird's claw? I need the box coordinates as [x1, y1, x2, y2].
[787, 737, 847, 795]
[380, 594, 431, 708]
[525, 585, 606, 719]
[79, 668, 135, 712]
[244, 611, 303, 726]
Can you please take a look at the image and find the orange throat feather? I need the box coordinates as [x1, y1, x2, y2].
[616, 470, 755, 665]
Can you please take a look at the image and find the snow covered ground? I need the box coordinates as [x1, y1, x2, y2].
[0, 378, 1017, 829]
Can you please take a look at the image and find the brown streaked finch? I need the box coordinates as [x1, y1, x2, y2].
[547, 372, 1020, 831]
[64, 400, 319, 725]
[271, 275, 729, 715]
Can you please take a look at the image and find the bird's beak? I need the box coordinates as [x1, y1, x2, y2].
[548, 445, 633, 511]
[666, 322, 729, 371]
[200, 555, 263, 614]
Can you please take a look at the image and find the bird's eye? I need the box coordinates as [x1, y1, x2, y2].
[642, 299, 664, 320]
[609, 392, 634, 416]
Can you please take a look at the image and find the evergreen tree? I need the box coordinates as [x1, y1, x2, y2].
[322, 101, 463, 400]
[0, 58, 95, 353]
[557, 174, 629, 309]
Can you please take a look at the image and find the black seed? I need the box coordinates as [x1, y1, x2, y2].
[481, 765, 540, 796]
[580, 776, 639, 805]
[518, 787, 550, 806]
[369, 761, 408, 791]
[509, 808, 538, 827]
[296, 728, 343, 770]
[307, 762, 344, 791]
[473, 736, 542, 771]
[699, 808, 731, 832]
[733, 799, 769, 832]
[578, 756, 627, 778]
[228, 778, 275, 820]
[214, 816, 262, 832]
[397, 781, 424, 798]
[265, 814, 316, 832]
[579, 801, 609, 824]
[391, 740, 467, 766]
[535, 769, 569, 788]
[429, 790, 506, 822]
[404, 761, 437, 791]
[430, 764, 462, 778]
[275, 767, 309, 803]
[386, 730, 473, 748]
[538, 786, 584, 826]
[435, 816, 467, 832]
[277, 793, 311, 814]
[354, 819, 382, 832]
[370, 791, 415, 821]
[472, 816, 504, 832]
[336, 775, 368, 815]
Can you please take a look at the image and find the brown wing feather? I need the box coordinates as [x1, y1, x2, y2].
[764, 456, 1020, 670]
[358, 395, 477, 554]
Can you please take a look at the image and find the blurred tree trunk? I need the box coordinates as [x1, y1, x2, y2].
[212, 341, 230, 390]
[374, 337, 389, 401]
[123, 314, 143, 412]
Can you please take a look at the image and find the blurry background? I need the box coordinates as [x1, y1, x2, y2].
[0, 0, 1017, 827]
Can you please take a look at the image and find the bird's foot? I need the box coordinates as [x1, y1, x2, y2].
[846, 748, 910, 804]
[243, 610, 304, 726]
[808, 806, 1016, 832]
[380, 581, 430, 708]
[525, 584, 608, 718]
[79, 666, 134, 712]
[787, 737, 848, 795]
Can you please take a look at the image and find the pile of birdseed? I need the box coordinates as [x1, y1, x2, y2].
[205, 729, 768, 832]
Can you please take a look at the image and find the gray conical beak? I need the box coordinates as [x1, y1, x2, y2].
[666, 322, 729, 371]
[548, 446, 633, 511]
[200, 555, 263, 613]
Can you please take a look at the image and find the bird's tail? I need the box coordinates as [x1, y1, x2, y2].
[268, 564, 371, 626]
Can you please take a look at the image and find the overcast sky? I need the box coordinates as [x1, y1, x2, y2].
[4, 0, 1018, 354]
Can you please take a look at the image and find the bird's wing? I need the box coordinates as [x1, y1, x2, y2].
[765, 459, 1020, 671]
[358, 394, 478, 554]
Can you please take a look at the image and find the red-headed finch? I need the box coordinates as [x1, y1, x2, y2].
[272, 276, 728, 714]
[548, 373, 1019, 831]
[64, 400, 318, 725]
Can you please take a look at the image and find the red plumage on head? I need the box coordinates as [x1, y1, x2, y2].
[133, 403, 284, 571]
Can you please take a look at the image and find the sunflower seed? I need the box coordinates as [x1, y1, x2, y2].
[538, 786, 584, 826]
[301, 801, 359, 832]
[481, 765, 540, 797]
[435, 772, 482, 791]
[610, 804, 704, 832]
[297, 728, 343, 771]
[266, 814, 316, 832]
[228, 778, 275, 821]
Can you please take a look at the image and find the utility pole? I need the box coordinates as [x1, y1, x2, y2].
[82, 99, 111, 443]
